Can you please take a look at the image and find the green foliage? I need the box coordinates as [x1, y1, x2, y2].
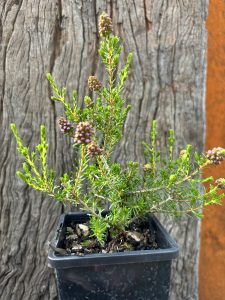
[96, 33, 132, 157]
[89, 216, 109, 245]
[10, 124, 55, 193]
[46, 73, 81, 123]
[11, 13, 225, 243]
[143, 120, 160, 174]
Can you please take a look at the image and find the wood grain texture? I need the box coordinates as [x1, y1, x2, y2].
[199, 1, 225, 299]
[0, 1, 208, 299]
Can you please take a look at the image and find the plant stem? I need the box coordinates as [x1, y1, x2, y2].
[72, 196, 99, 218]
[103, 38, 114, 159]
[175, 162, 207, 185]
[27, 158, 42, 180]
[125, 162, 209, 197]
[150, 196, 172, 210]
[68, 144, 100, 217]
[74, 144, 86, 193]
[48, 192, 99, 218]
[125, 187, 164, 196]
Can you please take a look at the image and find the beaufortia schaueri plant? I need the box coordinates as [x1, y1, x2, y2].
[11, 12, 225, 247]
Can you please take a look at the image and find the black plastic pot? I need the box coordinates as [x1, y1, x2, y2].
[48, 213, 178, 300]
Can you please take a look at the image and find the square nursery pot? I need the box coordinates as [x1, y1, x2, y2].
[48, 213, 179, 300]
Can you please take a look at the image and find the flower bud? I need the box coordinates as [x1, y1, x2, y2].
[206, 147, 225, 165]
[98, 12, 113, 37]
[74, 122, 93, 145]
[215, 178, 225, 189]
[88, 76, 102, 91]
[57, 117, 73, 134]
[87, 142, 103, 157]
[179, 149, 188, 160]
[143, 164, 152, 172]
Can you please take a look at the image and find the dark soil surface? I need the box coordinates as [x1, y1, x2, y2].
[60, 219, 158, 256]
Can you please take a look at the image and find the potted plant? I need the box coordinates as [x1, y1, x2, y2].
[11, 12, 225, 300]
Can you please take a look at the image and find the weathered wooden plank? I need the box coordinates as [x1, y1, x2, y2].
[0, 1, 208, 299]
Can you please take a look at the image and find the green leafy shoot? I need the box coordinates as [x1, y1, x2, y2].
[46, 73, 81, 123]
[10, 123, 54, 193]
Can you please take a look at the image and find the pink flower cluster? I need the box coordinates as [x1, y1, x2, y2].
[58, 117, 73, 134]
[206, 147, 225, 165]
[74, 122, 93, 145]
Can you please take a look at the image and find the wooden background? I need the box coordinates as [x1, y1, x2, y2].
[200, 1, 225, 299]
[0, 1, 208, 299]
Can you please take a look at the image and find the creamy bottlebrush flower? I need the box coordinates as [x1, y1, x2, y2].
[88, 76, 102, 91]
[74, 122, 93, 145]
[87, 142, 103, 157]
[206, 147, 225, 165]
[98, 12, 113, 37]
[57, 117, 73, 134]
[215, 178, 225, 189]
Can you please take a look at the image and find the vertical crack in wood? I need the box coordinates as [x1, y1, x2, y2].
[49, 0, 63, 75]
[48, 0, 63, 165]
